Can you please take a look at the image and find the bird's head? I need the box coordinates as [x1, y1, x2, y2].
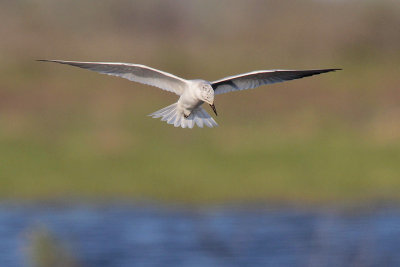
[199, 83, 214, 105]
[199, 82, 217, 116]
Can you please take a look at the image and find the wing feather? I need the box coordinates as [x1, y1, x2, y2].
[38, 60, 188, 95]
[212, 69, 340, 95]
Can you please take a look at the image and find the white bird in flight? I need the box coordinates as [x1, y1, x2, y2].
[39, 60, 340, 128]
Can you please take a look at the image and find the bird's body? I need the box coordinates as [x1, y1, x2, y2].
[178, 80, 207, 117]
[150, 79, 218, 128]
[38, 60, 340, 128]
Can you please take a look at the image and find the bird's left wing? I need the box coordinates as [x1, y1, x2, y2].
[212, 69, 340, 95]
[38, 60, 188, 95]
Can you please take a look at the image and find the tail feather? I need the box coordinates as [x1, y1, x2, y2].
[167, 113, 177, 124]
[149, 103, 218, 128]
[174, 116, 181, 127]
[150, 105, 170, 117]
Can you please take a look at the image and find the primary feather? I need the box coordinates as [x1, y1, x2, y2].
[37, 60, 187, 95]
[212, 69, 340, 95]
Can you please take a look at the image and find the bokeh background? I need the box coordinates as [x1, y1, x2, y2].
[1, 0, 400, 266]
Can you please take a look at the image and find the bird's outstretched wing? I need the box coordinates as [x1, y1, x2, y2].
[38, 60, 188, 95]
[211, 69, 340, 95]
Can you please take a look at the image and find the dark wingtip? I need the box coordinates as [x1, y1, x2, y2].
[37, 59, 65, 63]
[313, 68, 342, 76]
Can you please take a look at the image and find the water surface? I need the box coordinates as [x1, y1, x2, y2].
[1, 203, 399, 267]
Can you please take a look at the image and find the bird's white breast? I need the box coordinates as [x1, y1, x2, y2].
[178, 80, 204, 113]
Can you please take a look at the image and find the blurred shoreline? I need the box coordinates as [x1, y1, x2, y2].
[2, 202, 400, 266]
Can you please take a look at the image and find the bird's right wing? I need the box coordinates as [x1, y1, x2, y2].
[38, 60, 188, 95]
[212, 69, 340, 95]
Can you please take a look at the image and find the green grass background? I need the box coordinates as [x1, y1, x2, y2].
[1, 0, 400, 204]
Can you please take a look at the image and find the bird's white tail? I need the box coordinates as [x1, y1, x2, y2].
[149, 103, 218, 128]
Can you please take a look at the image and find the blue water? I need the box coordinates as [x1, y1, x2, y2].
[1, 203, 400, 267]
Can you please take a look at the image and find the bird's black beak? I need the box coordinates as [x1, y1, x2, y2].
[210, 103, 218, 116]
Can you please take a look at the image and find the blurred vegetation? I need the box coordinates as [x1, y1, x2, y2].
[1, 0, 400, 204]
[28, 227, 79, 267]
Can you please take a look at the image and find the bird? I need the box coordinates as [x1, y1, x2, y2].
[38, 60, 340, 128]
